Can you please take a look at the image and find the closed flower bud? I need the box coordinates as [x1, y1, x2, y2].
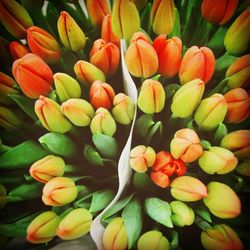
[61, 98, 94, 127]
[27, 26, 61, 64]
[74, 60, 106, 86]
[29, 155, 65, 183]
[170, 128, 203, 163]
[57, 208, 93, 240]
[138, 79, 165, 114]
[57, 11, 86, 52]
[201, 224, 243, 250]
[26, 211, 61, 244]
[0, 184, 7, 209]
[90, 107, 116, 136]
[171, 79, 205, 118]
[199, 146, 238, 175]
[0, 106, 21, 129]
[125, 32, 158, 78]
[103, 217, 128, 250]
[42, 177, 78, 206]
[170, 176, 207, 202]
[236, 160, 250, 176]
[153, 35, 182, 78]
[9, 41, 30, 60]
[89, 80, 115, 109]
[12, 53, 53, 99]
[54, 73, 81, 102]
[203, 182, 241, 218]
[137, 231, 170, 250]
[0, 0, 33, 39]
[35, 96, 72, 134]
[112, 93, 135, 125]
[179, 46, 215, 84]
[194, 94, 228, 131]
[224, 88, 250, 123]
[224, 9, 250, 55]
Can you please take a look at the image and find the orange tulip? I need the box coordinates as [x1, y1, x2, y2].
[9, 41, 30, 60]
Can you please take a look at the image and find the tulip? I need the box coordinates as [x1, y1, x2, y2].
[203, 182, 241, 218]
[220, 130, 250, 159]
[90, 39, 120, 77]
[112, 93, 135, 125]
[170, 201, 195, 227]
[201, 0, 239, 25]
[90, 107, 116, 136]
[224, 9, 250, 55]
[179, 46, 215, 84]
[171, 79, 205, 118]
[194, 94, 228, 131]
[138, 79, 165, 114]
[170, 176, 207, 202]
[201, 224, 244, 250]
[57, 208, 93, 240]
[12, 53, 53, 99]
[153, 35, 182, 78]
[42, 177, 78, 206]
[199, 147, 238, 175]
[27, 26, 61, 64]
[0, 0, 33, 38]
[54, 73, 81, 102]
[74, 60, 106, 86]
[151, 0, 175, 35]
[170, 128, 203, 163]
[0, 184, 7, 209]
[226, 54, 250, 89]
[35, 96, 72, 134]
[112, 0, 140, 41]
[61, 99, 94, 127]
[57, 11, 86, 52]
[125, 32, 158, 78]
[29, 155, 65, 183]
[224, 88, 250, 123]
[103, 217, 128, 250]
[235, 160, 250, 176]
[9, 41, 30, 60]
[137, 231, 170, 250]
[26, 211, 61, 244]
[0, 106, 21, 129]
[89, 80, 115, 109]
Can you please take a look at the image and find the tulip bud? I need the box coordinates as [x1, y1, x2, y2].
[226, 54, 250, 89]
[103, 217, 128, 250]
[61, 98, 94, 127]
[224, 9, 250, 55]
[57, 11, 86, 52]
[171, 79, 205, 118]
[153, 35, 182, 78]
[220, 130, 250, 159]
[170, 176, 207, 202]
[194, 94, 228, 131]
[235, 160, 250, 176]
[0, 106, 21, 129]
[89, 80, 115, 109]
[112, 93, 135, 125]
[9, 41, 30, 60]
[179, 46, 215, 84]
[90, 107, 116, 136]
[201, 0, 239, 25]
[42, 177, 78, 206]
[35, 96, 72, 134]
[0, 0, 33, 38]
[29, 155, 65, 183]
[224, 88, 250, 123]
[137, 231, 170, 250]
[170, 128, 203, 163]
[201, 224, 243, 250]
[27, 26, 61, 64]
[0, 184, 7, 209]
[170, 201, 195, 227]
[203, 182, 241, 218]
[57, 208, 93, 240]
[138, 79, 165, 114]
[54, 73, 81, 102]
[125, 32, 158, 78]
[26, 211, 61, 244]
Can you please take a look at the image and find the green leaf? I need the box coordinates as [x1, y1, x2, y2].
[170, 8, 181, 38]
[169, 230, 179, 249]
[140, 3, 151, 34]
[135, 114, 154, 138]
[213, 123, 228, 143]
[200, 140, 211, 150]
[165, 84, 180, 100]
[146, 121, 163, 145]
[83, 145, 104, 166]
[215, 53, 237, 73]
[195, 208, 212, 223]
[133, 172, 155, 191]
[145, 197, 173, 228]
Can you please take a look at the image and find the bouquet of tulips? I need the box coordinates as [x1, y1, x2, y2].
[0, 0, 250, 250]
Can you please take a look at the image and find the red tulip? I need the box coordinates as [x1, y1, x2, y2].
[9, 41, 30, 60]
